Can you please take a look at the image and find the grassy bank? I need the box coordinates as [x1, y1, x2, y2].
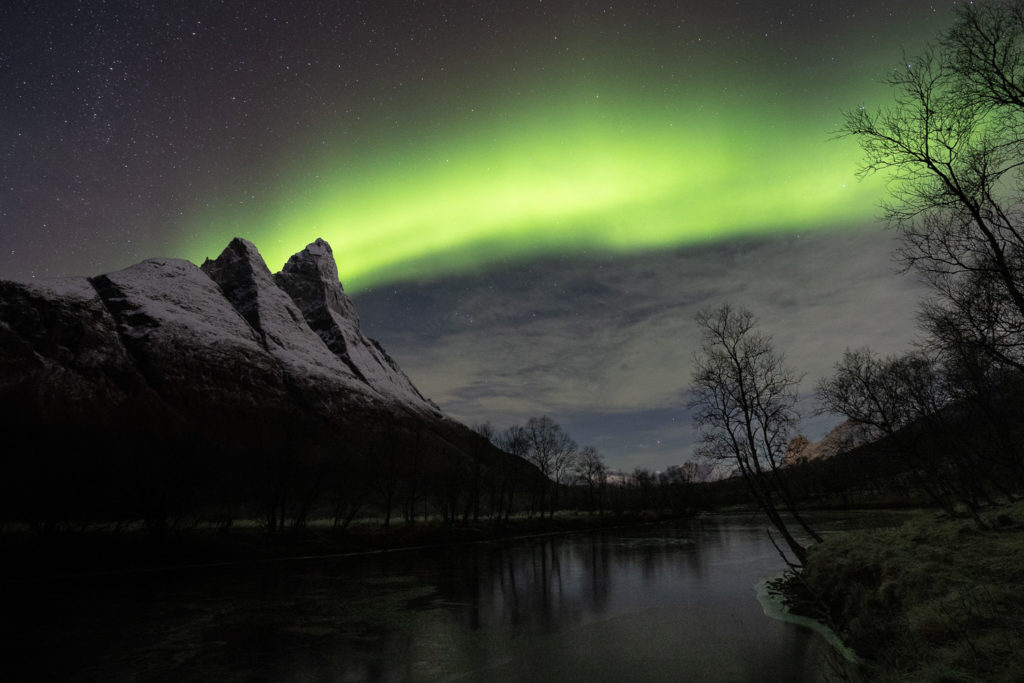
[791, 502, 1024, 682]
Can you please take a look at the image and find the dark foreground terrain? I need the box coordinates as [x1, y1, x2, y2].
[785, 501, 1024, 682]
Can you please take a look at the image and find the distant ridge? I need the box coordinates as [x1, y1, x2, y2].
[783, 420, 865, 466]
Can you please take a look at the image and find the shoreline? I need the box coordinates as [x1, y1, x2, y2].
[756, 573, 859, 664]
[1, 506, 918, 583]
[0, 511, 688, 582]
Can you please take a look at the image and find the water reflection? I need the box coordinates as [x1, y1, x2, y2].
[6, 515, 862, 682]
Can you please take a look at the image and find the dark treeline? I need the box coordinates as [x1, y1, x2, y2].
[688, 302, 1024, 562]
[483, 416, 705, 522]
[816, 353, 1024, 524]
[0, 388, 548, 536]
[0, 395, 704, 537]
[695, 433, 971, 513]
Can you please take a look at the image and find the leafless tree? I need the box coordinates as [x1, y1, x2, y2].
[573, 446, 607, 515]
[689, 303, 818, 565]
[817, 348, 960, 514]
[632, 467, 657, 511]
[841, 1, 1024, 373]
[523, 416, 578, 518]
[660, 464, 698, 514]
[470, 422, 496, 522]
[495, 424, 530, 520]
[833, 2, 1024, 516]
[373, 429, 401, 528]
[818, 347, 1022, 519]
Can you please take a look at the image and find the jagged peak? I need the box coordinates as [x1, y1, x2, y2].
[271, 238, 434, 413]
[201, 237, 272, 279]
[275, 238, 360, 324]
[282, 238, 338, 281]
[304, 237, 332, 257]
[199, 237, 282, 335]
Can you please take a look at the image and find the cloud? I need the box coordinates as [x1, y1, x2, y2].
[355, 225, 925, 469]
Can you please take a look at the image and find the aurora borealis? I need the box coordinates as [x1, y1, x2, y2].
[1, 1, 964, 467]
[169, 2, 920, 291]
[1, 1, 950, 284]
[186, 87, 884, 291]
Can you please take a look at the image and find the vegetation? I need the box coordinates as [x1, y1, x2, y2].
[679, 7, 1024, 680]
[0, 508, 687, 581]
[794, 503, 1024, 682]
[752, 4, 1024, 680]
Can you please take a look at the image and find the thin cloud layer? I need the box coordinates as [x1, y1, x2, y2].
[356, 226, 925, 470]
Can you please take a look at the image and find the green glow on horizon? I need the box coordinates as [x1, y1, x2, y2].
[184, 85, 885, 291]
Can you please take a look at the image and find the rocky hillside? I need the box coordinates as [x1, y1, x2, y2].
[0, 238, 535, 529]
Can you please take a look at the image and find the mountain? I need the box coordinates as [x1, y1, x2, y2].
[0, 238, 533, 529]
[783, 420, 864, 466]
[270, 238, 436, 410]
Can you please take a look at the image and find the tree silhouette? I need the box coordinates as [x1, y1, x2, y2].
[841, 1, 1024, 372]
[689, 304, 818, 565]
[523, 416, 578, 518]
[573, 446, 607, 515]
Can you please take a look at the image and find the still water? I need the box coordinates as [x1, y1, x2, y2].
[8, 515, 867, 682]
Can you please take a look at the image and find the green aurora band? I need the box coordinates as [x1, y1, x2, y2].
[184, 85, 886, 292]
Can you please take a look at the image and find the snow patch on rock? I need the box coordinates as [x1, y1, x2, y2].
[276, 238, 438, 413]
[200, 238, 370, 393]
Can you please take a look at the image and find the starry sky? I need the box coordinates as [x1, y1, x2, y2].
[1, 1, 966, 470]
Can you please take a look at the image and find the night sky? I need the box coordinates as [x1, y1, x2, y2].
[2, 1, 964, 471]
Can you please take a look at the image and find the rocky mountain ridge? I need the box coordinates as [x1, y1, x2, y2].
[2, 237, 437, 419]
[0, 238, 525, 528]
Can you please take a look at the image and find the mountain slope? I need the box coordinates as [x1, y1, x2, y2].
[0, 237, 534, 528]
[274, 238, 437, 412]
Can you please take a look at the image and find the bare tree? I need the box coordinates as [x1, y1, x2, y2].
[942, 1, 1024, 116]
[329, 449, 373, 531]
[817, 348, 959, 513]
[523, 416, 578, 518]
[841, 1, 1024, 372]
[834, 2, 1024, 519]
[373, 429, 401, 528]
[632, 467, 656, 511]
[818, 347, 1022, 518]
[470, 422, 496, 523]
[495, 424, 530, 520]
[573, 446, 607, 515]
[689, 304, 818, 565]
[660, 464, 698, 515]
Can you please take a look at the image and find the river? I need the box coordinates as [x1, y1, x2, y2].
[7, 513, 890, 681]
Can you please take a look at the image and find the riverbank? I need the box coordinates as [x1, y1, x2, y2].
[0, 510, 681, 581]
[787, 501, 1024, 682]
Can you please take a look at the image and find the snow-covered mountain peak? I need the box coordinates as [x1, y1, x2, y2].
[204, 237, 272, 277]
[276, 238, 360, 325]
[200, 238, 275, 328]
[200, 236, 366, 389]
[0, 238, 438, 421]
[275, 238, 438, 414]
